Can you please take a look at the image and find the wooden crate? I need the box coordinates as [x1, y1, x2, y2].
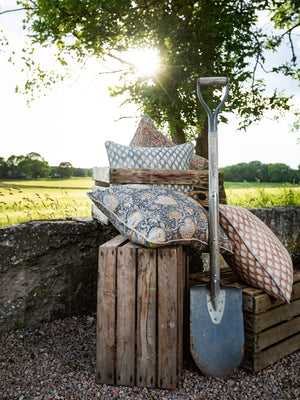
[190, 268, 300, 373]
[92, 167, 225, 223]
[96, 234, 188, 390]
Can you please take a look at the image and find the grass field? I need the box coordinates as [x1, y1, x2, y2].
[0, 177, 93, 227]
[0, 178, 299, 227]
[224, 182, 300, 207]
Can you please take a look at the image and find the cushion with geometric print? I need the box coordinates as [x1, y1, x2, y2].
[219, 204, 293, 303]
[130, 114, 208, 170]
[105, 140, 194, 192]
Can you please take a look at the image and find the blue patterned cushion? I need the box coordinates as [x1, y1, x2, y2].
[105, 141, 194, 192]
[87, 185, 233, 254]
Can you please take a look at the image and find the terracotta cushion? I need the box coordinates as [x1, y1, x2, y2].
[219, 204, 293, 302]
[130, 115, 208, 170]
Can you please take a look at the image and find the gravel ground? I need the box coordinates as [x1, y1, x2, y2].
[0, 315, 299, 400]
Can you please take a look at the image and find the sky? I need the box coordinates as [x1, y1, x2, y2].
[0, 0, 299, 169]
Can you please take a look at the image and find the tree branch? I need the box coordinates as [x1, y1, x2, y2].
[113, 115, 137, 122]
[288, 31, 297, 64]
[106, 52, 135, 69]
[0, 8, 28, 15]
[281, 22, 300, 37]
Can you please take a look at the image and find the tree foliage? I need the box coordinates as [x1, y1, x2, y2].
[220, 160, 300, 183]
[0, 154, 84, 179]
[1, 1, 299, 157]
[0, 152, 50, 179]
[57, 161, 73, 178]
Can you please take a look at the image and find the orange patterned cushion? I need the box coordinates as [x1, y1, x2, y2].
[219, 205, 293, 302]
[130, 115, 208, 170]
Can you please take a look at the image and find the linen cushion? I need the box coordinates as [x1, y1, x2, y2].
[219, 204, 293, 302]
[130, 114, 209, 170]
[88, 184, 233, 254]
[105, 141, 194, 192]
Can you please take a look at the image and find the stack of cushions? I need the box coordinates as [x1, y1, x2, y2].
[130, 114, 208, 170]
[91, 115, 294, 303]
[105, 141, 194, 192]
[88, 184, 233, 254]
[219, 205, 293, 303]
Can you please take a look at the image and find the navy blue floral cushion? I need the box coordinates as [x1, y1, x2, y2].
[87, 184, 233, 254]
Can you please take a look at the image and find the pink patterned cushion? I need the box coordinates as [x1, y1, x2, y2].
[219, 205, 293, 303]
[130, 115, 208, 170]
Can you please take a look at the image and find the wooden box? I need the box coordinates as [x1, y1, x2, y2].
[92, 167, 225, 224]
[96, 235, 188, 390]
[190, 269, 300, 373]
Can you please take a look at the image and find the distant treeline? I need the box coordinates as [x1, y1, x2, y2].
[0, 153, 92, 179]
[220, 161, 300, 183]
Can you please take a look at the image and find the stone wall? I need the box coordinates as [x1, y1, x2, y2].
[0, 218, 117, 332]
[0, 206, 299, 332]
[250, 206, 300, 266]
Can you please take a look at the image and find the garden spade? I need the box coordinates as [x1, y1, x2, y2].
[190, 77, 244, 377]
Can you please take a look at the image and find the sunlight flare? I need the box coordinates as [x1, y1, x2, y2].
[125, 48, 160, 76]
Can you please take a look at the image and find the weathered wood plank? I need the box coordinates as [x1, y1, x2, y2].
[116, 242, 136, 386]
[247, 282, 300, 314]
[96, 243, 117, 384]
[243, 333, 300, 372]
[176, 246, 184, 385]
[93, 166, 110, 183]
[244, 298, 300, 333]
[186, 190, 209, 206]
[136, 248, 157, 388]
[93, 166, 224, 185]
[100, 234, 128, 248]
[111, 168, 210, 185]
[111, 168, 223, 185]
[245, 316, 300, 353]
[157, 248, 178, 390]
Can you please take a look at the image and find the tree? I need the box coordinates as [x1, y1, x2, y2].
[0, 157, 8, 179]
[267, 163, 293, 183]
[18, 152, 51, 178]
[5, 152, 50, 178]
[6, 155, 25, 178]
[57, 162, 73, 178]
[1, 1, 299, 158]
[221, 161, 299, 183]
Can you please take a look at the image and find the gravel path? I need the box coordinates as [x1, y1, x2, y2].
[0, 315, 299, 400]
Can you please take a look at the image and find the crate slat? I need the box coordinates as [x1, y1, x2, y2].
[158, 248, 178, 390]
[116, 243, 136, 386]
[93, 167, 224, 185]
[242, 333, 300, 372]
[245, 316, 300, 353]
[176, 246, 185, 382]
[96, 243, 118, 384]
[136, 248, 157, 388]
[244, 298, 300, 333]
[243, 281, 300, 314]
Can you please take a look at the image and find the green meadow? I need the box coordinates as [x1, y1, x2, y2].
[224, 182, 300, 207]
[0, 177, 93, 227]
[0, 178, 299, 227]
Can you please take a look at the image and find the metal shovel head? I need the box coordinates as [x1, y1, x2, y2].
[190, 283, 244, 378]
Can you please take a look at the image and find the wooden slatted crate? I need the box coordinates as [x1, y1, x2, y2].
[190, 268, 300, 373]
[92, 167, 225, 224]
[96, 234, 188, 390]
